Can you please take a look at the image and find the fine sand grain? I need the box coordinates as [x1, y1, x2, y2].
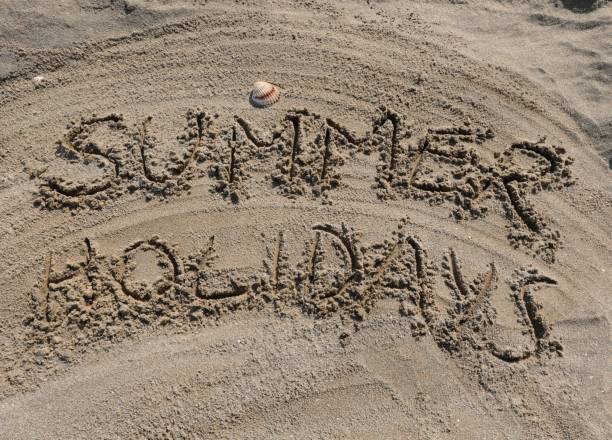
[0, 1, 610, 439]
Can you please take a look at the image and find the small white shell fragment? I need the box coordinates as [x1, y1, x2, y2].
[250, 81, 280, 108]
[32, 75, 45, 87]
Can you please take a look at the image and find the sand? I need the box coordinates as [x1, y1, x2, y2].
[0, 0, 610, 439]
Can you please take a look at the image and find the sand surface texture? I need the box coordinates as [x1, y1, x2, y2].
[0, 1, 610, 439]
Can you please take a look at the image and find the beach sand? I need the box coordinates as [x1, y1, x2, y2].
[0, 1, 610, 438]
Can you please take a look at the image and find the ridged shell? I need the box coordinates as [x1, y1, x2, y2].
[250, 81, 280, 108]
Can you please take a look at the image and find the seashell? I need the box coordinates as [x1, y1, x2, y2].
[32, 75, 45, 87]
[250, 81, 280, 108]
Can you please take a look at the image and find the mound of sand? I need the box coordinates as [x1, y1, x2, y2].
[0, 1, 610, 439]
